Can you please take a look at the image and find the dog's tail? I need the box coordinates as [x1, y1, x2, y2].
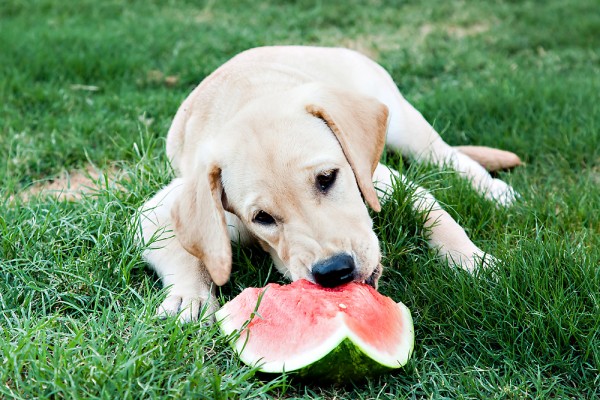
[455, 145, 522, 172]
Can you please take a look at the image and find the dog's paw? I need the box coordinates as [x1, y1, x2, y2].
[157, 291, 218, 324]
[445, 248, 498, 273]
[484, 178, 518, 207]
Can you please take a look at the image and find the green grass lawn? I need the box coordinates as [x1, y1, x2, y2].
[1, 0, 599, 398]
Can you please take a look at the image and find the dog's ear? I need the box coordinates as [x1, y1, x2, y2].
[171, 164, 231, 286]
[306, 87, 389, 212]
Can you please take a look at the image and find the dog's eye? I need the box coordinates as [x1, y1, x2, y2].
[253, 210, 276, 225]
[316, 169, 338, 192]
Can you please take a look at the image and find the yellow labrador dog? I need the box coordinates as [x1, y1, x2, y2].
[138, 46, 519, 322]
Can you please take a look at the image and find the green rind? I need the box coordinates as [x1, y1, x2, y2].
[289, 337, 400, 384]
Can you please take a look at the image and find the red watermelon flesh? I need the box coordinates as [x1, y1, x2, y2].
[216, 279, 414, 380]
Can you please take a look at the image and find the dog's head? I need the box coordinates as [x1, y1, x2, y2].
[171, 84, 389, 288]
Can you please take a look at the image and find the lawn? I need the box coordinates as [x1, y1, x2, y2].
[1, 0, 599, 398]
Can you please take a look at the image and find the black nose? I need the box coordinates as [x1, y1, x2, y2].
[312, 254, 356, 288]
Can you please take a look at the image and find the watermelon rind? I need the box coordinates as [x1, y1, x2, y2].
[294, 337, 399, 383]
[217, 300, 414, 382]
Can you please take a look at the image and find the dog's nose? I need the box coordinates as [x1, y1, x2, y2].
[312, 254, 355, 288]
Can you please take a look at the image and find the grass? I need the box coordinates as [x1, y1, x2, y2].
[1, 0, 599, 398]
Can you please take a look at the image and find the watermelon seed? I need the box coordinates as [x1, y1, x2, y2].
[338, 303, 347, 309]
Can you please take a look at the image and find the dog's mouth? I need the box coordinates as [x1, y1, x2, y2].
[363, 263, 382, 289]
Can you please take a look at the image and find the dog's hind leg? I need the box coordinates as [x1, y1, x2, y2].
[375, 88, 517, 206]
[135, 179, 252, 323]
[373, 164, 495, 272]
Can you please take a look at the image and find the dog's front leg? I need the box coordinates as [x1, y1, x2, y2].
[373, 164, 494, 272]
[136, 179, 251, 323]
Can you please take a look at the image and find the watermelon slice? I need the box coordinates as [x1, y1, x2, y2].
[216, 279, 414, 382]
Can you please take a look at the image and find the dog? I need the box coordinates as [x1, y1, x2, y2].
[137, 46, 520, 322]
